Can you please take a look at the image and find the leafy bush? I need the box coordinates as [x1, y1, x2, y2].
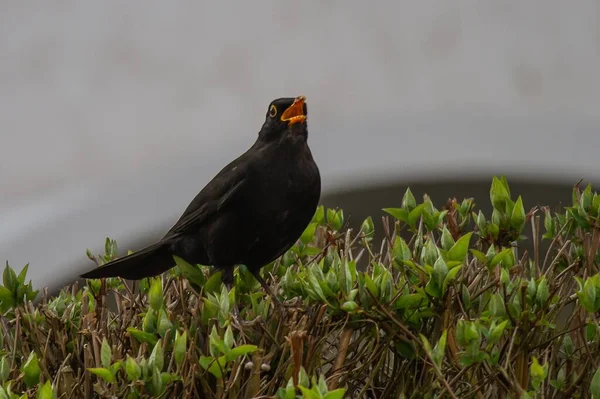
[2, 176, 600, 398]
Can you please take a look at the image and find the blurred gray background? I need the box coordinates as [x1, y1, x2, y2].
[1, 1, 599, 292]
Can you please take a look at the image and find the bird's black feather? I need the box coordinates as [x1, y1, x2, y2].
[80, 96, 321, 296]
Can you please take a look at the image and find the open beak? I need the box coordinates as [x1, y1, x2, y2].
[281, 96, 306, 125]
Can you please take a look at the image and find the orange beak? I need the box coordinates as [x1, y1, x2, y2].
[281, 96, 307, 125]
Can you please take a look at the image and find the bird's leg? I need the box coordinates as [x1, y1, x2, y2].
[226, 282, 241, 319]
[221, 267, 258, 336]
[250, 270, 286, 309]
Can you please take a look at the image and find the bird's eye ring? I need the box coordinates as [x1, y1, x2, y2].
[269, 105, 277, 117]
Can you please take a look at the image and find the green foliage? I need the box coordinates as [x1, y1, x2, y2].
[0, 263, 38, 314]
[2, 177, 600, 397]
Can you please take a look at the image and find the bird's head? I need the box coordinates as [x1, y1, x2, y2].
[258, 96, 308, 141]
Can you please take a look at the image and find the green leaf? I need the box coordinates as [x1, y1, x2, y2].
[224, 326, 234, 350]
[218, 285, 231, 317]
[526, 279, 537, 304]
[490, 176, 510, 212]
[21, 352, 41, 388]
[297, 387, 321, 399]
[317, 375, 328, 395]
[204, 271, 223, 295]
[581, 184, 593, 209]
[174, 256, 205, 289]
[432, 330, 447, 367]
[499, 175, 511, 195]
[174, 331, 187, 368]
[151, 366, 163, 395]
[530, 356, 547, 383]
[361, 217, 375, 242]
[488, 320, 509, 343]
[149, 340, 164, 371]
[580, 277, 598, 312]
[433, 257, 448, 291]
[543, 208, 554, 236]
[341, 301, 359, 312]
[306, 270, 328, 302]
[161, 371, 179, 387]
[421, 239, 438, 266]
[500, 268, 510, 287]
[490, 248, 513, 268]
[324, 389, 347, 399]
[298, 366, 310, 388]
[470, 249, 487, 264]
[392, 237, 412, 267]
[364, 274, 379, 299]
[550, 366, 567, 391]
[394, 293, 427, 309]
[148, 278, 163, 311]
[208, 325, 226, 357]
[375, 268, 393, 302]
[327, 208, 344, 230]
[444, 232, 472, 263]
[443, 265, 462, 296]
[157, 309, 173, 337]
[199, 356, 226, 378]
[419, 334, 433, 359]
[510, 196, 526, 231]
[475, 210, 487, 234]
[488, 293, 506, 318]
[425, 277, 443, 299]
[312, 206, 325, 224]
[100, 338, 111, 369]
[456, 320, 480, 346]
[0, 356, 8, 383]
[227, 345, 258, 362]
[300, 223, 318, 244]
[591, 367, 600, 399]
[421, 208, 436, 231]
[505, 199, 515, 222]
[16, 264, 29, 286]
[461, 284, 471, 310]
[408, 204, 426, 228]
[103, 237, 117, 260]
[569, 206, 590, 229]
[125, 356, 142, 381]
[594, 192, 600, 210]
[88, 367, 115, 383]
[383, 208, 409, 223]
[436, 210, 448, 228]
[402, 188, 417, 210]
[280, 378, 295, 399]
[535, 277, 549, 307]
[587, 322, 597, 342]
[2, 264, 17, 292]
[36, 380, 55, 399]
[440, 226, 455, 250]
[126, 327, 158, 346]
[487, 221, 500, 240]
[0, 286, 13, 313]
[562, 335, 574, 358]
[142, 309, 157, 334]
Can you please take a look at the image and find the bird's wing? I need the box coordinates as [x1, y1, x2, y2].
[162, 157, 251, 240]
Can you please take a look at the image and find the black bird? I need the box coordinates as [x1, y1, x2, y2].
[80, 96, 321, 302]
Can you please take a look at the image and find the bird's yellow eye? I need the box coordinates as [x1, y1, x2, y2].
[269, 105, 277, 117]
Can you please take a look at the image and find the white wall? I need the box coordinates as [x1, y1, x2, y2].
[2, 1, 599, 204]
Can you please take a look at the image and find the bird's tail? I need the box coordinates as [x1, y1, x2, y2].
[80, 242, 174, 280]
